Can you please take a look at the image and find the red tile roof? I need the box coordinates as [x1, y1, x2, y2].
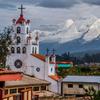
[0, 68, 22, 81]
[16, 15, 26, 24]
[49, 75, 62, 81]
[31, 54, 46, 62]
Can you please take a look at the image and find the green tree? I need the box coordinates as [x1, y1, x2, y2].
[0, 27, 12, 67]
[83, 86, 100, 100]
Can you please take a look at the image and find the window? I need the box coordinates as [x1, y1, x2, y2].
[17, 47, 20, 53]
[11, 47, 15, 53]
[68, 84, 73, 88]
[0, 82, 4, 88]
[32, 47, 34, 54]
[36, 67, 40, 72]
[41, 86, 46, 91]
[10, 89, 17, 94]
[33, 87, 39, 91]
[17, 27, 21, 33]
[35, 47, 37, 54]
[51, 68, 53, 72]
[22, 47, 26, 53]
[4, 89, 8, 95]
[79, 84, 83, 88]
[26, 27, 29, 34]
[17, 36, 21, 44]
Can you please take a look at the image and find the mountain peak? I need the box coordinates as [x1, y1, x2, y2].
[65, 19, 74, 28]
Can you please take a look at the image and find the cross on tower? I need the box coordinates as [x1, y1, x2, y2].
[46, 48, 49, 56]
[18, 4, 25, 16]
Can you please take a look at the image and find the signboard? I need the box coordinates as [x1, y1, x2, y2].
[57, 64, 72, 68]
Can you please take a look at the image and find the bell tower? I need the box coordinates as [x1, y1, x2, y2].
[6, 5, 39, 73]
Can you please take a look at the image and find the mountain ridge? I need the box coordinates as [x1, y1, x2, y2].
[35, 16, 100, 54]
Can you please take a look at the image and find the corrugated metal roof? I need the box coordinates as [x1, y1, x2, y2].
[62, 76, 100, 84]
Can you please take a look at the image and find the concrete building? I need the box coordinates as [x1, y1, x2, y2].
[61, 76, 100, 96]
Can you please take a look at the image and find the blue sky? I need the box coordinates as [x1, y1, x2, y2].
[0, 0, 100, 30]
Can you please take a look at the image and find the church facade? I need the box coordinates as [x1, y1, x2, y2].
[6, 5, 61, 94]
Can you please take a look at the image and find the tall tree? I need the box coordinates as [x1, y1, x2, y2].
[0, 27, 12, 67]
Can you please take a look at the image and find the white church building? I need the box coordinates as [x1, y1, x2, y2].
[6, 5, 61, 94]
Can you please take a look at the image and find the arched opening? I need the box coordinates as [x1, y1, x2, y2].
[17, 27, 21, 33]
[32, 47, 34, 54]
[22, 47, 26, 54]
[26, 27, 29, 34]
[51, 68, 53, 72]
[17, 36, 21, 44]
[11, 47, 15, 53]
[35, 47, 37, 54]
[17, 47, 20, 53]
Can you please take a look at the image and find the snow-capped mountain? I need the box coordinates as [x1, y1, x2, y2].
[36, 16, 100, 54]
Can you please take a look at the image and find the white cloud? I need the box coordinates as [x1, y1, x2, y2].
[0, 2, 100, 31]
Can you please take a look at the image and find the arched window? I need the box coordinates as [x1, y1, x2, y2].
[17, 36, 21, 44]
[26, 27, 29, 34]
[22, 47, 26, 54]
[17, 27, 21, 33]
[17, 47, 20, 53]
[35, 47, 37, 54]
[51, 68, 53, 72]
[11, 47, 15, 53]
[32, 47, 34, 54]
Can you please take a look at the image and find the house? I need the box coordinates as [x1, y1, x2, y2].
[0, 68, 59, 100]
[61, 76, 100, 97]
[0, 68, 23, 100]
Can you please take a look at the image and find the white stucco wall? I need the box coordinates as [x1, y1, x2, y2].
[25, 55, 45, 79]
[44, 61, 60, 93]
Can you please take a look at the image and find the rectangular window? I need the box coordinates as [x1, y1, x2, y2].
[79, 84, 83, 88]
[10, 89, 17, 94]
[68, 84, 73, 88]
[33, 87, 39, 91]
[41, 86, 46, 91]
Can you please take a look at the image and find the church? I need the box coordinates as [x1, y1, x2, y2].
[6, 5, 62, 94]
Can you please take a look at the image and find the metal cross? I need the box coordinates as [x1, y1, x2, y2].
[46, 48, 49, 56]
[18, 4, 25, 16]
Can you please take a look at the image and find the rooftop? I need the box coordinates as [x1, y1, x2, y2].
[16, 15, 26, 24]
[62, 76, 100, 84]
[0, 68, 22, 81]
[49, 75, 62, 81]
[5, 74, 50, 87]
[31, 54, 46, 62]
